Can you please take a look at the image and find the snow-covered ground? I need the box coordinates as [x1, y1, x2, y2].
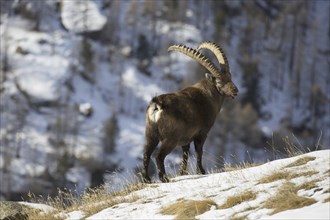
[44, 150, 329, 220]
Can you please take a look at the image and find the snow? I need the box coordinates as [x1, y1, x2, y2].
[61, 0, 107, 33]
[18, 202, 56, 213]
[65, 166, 90, 193]
[263, 202, 330, 220]
[3, 27, 70, 101]
[78, 102, 93, 116]
[62, 210, 85, 220]
[8, 159, 45, 177]
[64, 150, 329, 220]
[121, 66, 163, 103]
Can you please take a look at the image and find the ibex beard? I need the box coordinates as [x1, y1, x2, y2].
[142, 42, 238, 183]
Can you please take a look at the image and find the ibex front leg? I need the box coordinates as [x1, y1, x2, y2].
[179, 144, 190, 175]
[194, 136, 207, 175]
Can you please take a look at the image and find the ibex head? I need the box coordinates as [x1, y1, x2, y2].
[168, 41, 238, 98]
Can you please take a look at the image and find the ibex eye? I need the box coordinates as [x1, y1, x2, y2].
[205, 73, 212, 80]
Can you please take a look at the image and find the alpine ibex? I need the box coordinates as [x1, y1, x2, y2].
[142, 42, 238, 183]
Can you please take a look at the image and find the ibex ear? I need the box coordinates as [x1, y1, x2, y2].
[205, 73, 212, 81]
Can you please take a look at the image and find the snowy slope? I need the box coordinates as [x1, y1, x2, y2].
[51, 150, 330, 220]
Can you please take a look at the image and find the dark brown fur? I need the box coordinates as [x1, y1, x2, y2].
[142, 77, 226, 182]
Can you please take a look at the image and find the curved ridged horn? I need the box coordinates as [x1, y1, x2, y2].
[168, 44, 221, 77]
[196, 41, 230, 71]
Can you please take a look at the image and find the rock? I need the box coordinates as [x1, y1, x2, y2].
[79, 102, 94, 117]
[0, 201, 28, 220]
[15, 46, 29, 55]
[60, 0, 107, 33]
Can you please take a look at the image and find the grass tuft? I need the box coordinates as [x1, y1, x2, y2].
[323, 189, 330, 194]
[78, 186, 140, 218]
[296, 179, 319, 191]
[160, 199, 216, 220]
[230, 214, 248, 220]
[285, 156, 316, 168]
[218, 191, 257, 209]
[282, 136, 305, 157]
[24, 210, 62, 220]
[258, 171, 291, 184]
[289, 171, 319, 179]
[258, 170, 319, 184]
[263, 181, 316, 214]
[230, 206, 257, 220]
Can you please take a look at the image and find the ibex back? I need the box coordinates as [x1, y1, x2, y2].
[142, 42, 238, 183]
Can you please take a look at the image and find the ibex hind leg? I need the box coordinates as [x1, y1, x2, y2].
[179, 144, 190, 176]
[156, 141, 175, 183]
[142, 135, 159, 183]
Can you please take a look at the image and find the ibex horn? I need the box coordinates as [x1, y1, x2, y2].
[196, 41, 230, 72]
[168, 44, 221, 77]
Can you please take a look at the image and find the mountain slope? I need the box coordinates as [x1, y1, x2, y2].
[20, 150, 329, 220]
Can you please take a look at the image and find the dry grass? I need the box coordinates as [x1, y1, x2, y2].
[26, 183, 146, 219]
[282, 136, 305, 157]
[230, 214, 248, 220]
[77, 183, 145, 217]
[223, 162, 261, 172]
[218, 191, 257, 209]
[258, 170, 319, 184]
[297, 179, 319, 191]
[258, 171, 291, 184]
[289, 170, 319, 179]
[23, 208, 63, 220]
[230, 206, 256, 220]
[285, 156, 316, 168]
[324, 197, 330, 203]
[26, 189, 78, 219]
[263, 181, 316, 214]
[323, 188, 330, 194]
[160, 199, 216, 220]
[114, 183, 149, 197]
[78, 186, 140, 218]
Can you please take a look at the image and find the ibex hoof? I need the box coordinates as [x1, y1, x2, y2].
[179, 170, 189, 176]
[160, 175, 170, 183]
[197, 168, 206, 175]
[141, 174, 152, 184]
[143, 178, 152, 184]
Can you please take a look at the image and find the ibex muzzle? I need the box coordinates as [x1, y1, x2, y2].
[142, 42, 238, 183]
